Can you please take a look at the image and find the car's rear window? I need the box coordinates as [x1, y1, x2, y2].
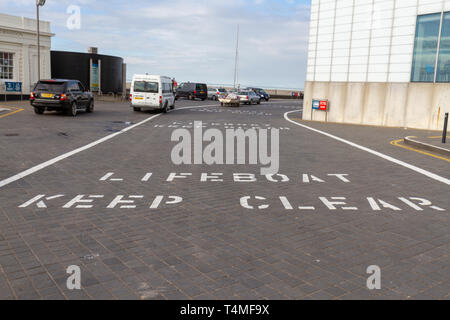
[218, 89, 226, 92]
[238, 91, 249, 95]
[134, 81, 158, 93]
[34, 82, 66, 93]
[196, 84, 206, 90]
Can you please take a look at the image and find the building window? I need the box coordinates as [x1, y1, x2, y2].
[436, 12, 450, 82]
[411, 12, 450, 83]
[411, 14, 441, 82]
[0, 52, 14, 80]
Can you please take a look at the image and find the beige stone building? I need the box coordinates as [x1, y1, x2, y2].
[0, 13, 53, 96]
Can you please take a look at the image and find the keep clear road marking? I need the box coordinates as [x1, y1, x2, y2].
[0, 104, 218, 189]
[284, 110, 450, 186]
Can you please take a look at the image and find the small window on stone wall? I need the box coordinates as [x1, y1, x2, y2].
[0, 52, 14, 80]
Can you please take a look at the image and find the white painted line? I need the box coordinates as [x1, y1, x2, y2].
[99, 172, 115, 181]
[141, 173, 153, 182]
[284, 110, 450, 186]
[0, 105, 216, 189]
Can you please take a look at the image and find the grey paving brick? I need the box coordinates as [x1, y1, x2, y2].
[1, 99, 448, 300]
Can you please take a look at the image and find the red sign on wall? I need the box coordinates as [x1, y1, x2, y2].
[319, 100, 328, 111]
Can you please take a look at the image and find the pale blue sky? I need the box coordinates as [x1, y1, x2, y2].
[0, 0, 311, 89]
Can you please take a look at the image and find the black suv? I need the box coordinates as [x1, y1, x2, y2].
[175, 82, 207, 101]
[249, 88, 270, 101]
[30, 79, 94, 116]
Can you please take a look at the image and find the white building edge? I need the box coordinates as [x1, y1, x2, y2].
[0, 13, 53, 96]
[305, 0, 450, 130]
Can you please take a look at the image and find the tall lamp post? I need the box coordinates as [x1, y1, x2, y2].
[36, 0, 46, 82]
[233, 24, 239, 90]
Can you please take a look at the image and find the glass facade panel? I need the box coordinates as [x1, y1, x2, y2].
[437, 12, 450, 82]
[411, 14, 441, 82]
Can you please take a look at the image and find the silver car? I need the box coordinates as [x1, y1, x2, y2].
[236, 90, 261, 105]
[208, 88, 228, 100]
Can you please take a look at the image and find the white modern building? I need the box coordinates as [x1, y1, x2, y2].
[305, 0, 450, 130]
[0, 13, 53, 97]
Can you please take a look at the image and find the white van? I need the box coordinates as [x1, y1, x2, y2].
[130, 74, 175, 113]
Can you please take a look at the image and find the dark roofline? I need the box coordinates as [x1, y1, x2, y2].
[51, 50, 123, 61]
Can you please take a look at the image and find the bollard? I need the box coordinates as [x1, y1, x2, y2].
[443, 113, 449, 144]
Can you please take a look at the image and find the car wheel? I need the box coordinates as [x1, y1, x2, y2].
[170, 101, 175, 110]
[133, 107, 141, 112]
[34, 107, 44, 115]
[163, 102, 169, 113]
[201, 98, 206, 101]
[67, 102, 77, 117]
[257, 100, 261, 105]
[86, 100, 94, 113]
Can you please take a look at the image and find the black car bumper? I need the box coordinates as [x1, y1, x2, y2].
[31, 99, 70, 110]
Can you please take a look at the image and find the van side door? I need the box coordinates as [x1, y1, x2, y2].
[162, 82, 173, 105]
[177, 83, 186, 98]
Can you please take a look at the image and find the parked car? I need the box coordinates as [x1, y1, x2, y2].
[248, 87, 270, 101]
[175, 82, 207, 101]
[208, 87, 228, 100]
[30, 79, 94, 116]
[236, 90, 261, 105]
[130, 74, 175, 113]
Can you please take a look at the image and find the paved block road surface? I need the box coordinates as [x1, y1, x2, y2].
[0, 99, 448, 300]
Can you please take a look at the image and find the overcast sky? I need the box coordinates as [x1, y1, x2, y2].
[1, 0, 310, 89]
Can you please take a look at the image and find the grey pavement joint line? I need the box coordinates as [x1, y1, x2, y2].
[0, 105, 216, 189]
[284, 110, 450, 186]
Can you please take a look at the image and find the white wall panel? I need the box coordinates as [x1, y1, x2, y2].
[306, 0, 450, 83]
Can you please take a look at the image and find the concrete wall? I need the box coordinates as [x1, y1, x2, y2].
[303, 81, 450, 131]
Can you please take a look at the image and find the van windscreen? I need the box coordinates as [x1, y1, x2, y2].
[134, 81, 158, 93]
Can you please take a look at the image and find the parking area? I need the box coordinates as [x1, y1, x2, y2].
[0, 98, 449, 300]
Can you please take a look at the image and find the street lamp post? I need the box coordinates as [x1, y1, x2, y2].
[36, 0, 46, 82]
